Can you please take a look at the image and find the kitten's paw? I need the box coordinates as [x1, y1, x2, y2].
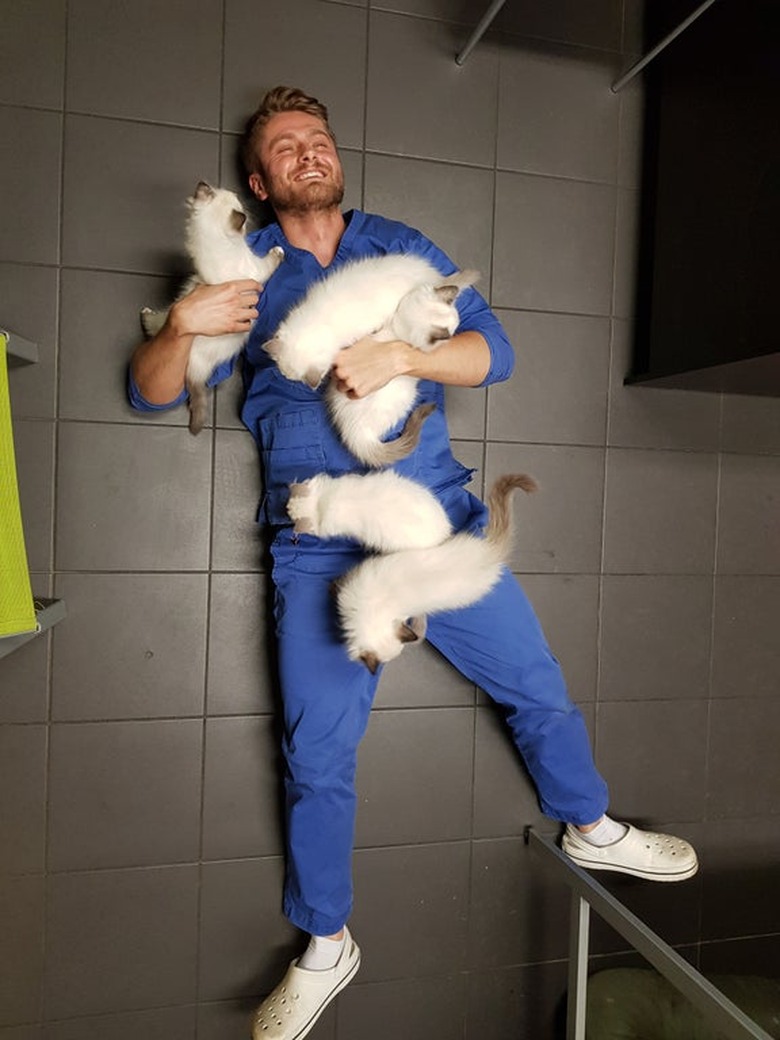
[287, 481, 319, 534]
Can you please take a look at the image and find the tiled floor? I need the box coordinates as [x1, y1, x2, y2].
[2, 1, 780, 1037]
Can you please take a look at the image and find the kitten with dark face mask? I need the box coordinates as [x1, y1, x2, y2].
[287, 470, 538, 673]
[263, 254, 478, 466]
[140, 181, 284, 435]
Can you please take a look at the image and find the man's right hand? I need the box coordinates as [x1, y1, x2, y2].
[130, 279, 262, 407]
[168, 279, 262, 338]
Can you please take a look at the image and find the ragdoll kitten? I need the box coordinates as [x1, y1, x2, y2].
[263, 255, 477, 465]
[287, 471, 453, 552]
[333, 473, 538, 673]
[324, 275, 476, 467]
[140, 181, 284, 435]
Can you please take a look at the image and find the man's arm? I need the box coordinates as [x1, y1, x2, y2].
[130, 279, 262, 406]
[330, 330, 491, 399]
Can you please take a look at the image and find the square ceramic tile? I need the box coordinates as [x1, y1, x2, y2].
[487, 311, 610, 445]
[364, 153, 494, 282]
[373, 638, 476, 709]
[497, 42, 620, 183]
[720, 394, 780, 456]
[445, 383, 487, 442]
[0, 726, 46, 874]
[484, 442, 605, 574]
[211, 429, 266, 571]
[603, 448, 718, 574]
[0, 636, 49, 724]
[0, 0, 65, 109]
[608, 319, 721, 451]
[44, 866, 199, 1018]
[618, 78, 644, 189]
[1, 1027, 42, 1040]
[0, 107, 61, 265]
[466, 961, 570, 1040]
[12, 420, 54, 574]
[699, 935, 780, 980]
[595, 699, 708, 821]
[206, 574, 276, 715]
[519, 574, 599, 703]
[367, 11, 498, 166]
[55, 422, 212, 572]
[338, 975, 466, 1040]
[472, 706, 555, 838]
[696, 818, 780, 941]
[350, 842, 471, 983]
[354, 707, 474, 847]
[492, 171, 615, 314]
[0, 876, 45, 1028]
[62, 115, 219, 273]
[66, 0, 222, 127]
[222, 0, 367, 146]
[48, 720, 203, 870]
[493, 0, 623, 50]
[59, 268, 189, 425]
[468, 836, 570, 966]
[717, 454, 780, 575]
[198, 858, 296, 1000]
[202, 716, 285, 860]
[0, 264, 58, 420]
[599, 575, 713, 702]
[707, 698, 780, 819]
[613, 187, 640, 320]
[711, 577, 780, 699]
[42, 1006, 196, 1040]
[51, 573, 208, 721]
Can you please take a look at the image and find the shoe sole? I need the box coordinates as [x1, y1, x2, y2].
[564, 853, 699, 883]
[285, 953, 361, 1040]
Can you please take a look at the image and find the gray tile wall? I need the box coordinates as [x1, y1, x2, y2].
[2, 1, 779, 1037]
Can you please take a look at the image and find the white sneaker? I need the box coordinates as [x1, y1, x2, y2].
[562, 823, 699, 882]
[252, 927, 361, 1040]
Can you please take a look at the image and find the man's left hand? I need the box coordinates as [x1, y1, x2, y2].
[330, 335, 409, 398]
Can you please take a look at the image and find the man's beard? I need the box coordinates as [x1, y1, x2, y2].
[268, 174, 345, 216]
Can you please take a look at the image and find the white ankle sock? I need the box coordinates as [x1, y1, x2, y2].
[576, 815, 627, 847]
[298, 932, 346, 971]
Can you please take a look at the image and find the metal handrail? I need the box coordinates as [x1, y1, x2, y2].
[527, 828, 774, 1040]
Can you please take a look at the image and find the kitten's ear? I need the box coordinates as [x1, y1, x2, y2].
[435, 269, 480, 303]
[360, 651, 381, 675]
[434, 285, 460, 306]
[396, 619, 423, 644]
[408, 615, 427, 641]
[194, 181, 215, 201]
[263, 338, 281, 361]
[304, 366, 324, 389]
[230, 209, 247, 232]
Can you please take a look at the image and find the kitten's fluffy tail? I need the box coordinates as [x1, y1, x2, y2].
[484, 474, 538, 556]
[186, 378, 208, 436]
[345, 402, 436, 467]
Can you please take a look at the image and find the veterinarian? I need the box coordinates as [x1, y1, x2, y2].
[129, 86, 698, 1040]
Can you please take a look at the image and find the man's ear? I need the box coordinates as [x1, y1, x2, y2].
[248, 171, 269, 202]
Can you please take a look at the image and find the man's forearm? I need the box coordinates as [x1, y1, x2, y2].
[397, 330, 491, 387]
[130, 321, 193, 406]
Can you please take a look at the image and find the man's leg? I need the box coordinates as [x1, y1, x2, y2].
[252, 535, 370, 1039]
[425, 566, 698, 881]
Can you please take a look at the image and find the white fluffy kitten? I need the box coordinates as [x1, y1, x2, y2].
[287, 471, 452, 552]
[334, 474, 538, 673]
[141, 181, 284, 435]
[324, 274, 476, 467]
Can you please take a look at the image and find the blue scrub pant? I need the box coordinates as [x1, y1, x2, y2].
[270, 489, 608, 937]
